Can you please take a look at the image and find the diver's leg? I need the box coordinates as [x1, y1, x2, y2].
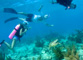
[4, 37, 16, 49]
[18, 12, 28, 16]
[4, 41, 11, 49]
[11, 37, 16, 49]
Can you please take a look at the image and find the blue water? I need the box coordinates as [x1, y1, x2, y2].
[0, 0, 83, 42]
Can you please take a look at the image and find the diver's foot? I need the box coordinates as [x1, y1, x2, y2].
[51, 0, 57, 4]
[0, 40, 5, 46]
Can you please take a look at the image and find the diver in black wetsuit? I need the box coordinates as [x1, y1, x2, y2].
[0, 21, 29, 50]
[3, 8, 54, 27]
[51, 0, 76, 10]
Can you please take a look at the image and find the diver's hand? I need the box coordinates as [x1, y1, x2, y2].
[28, 27, 32, 29]
[45, 23, 54, 27]
[25, 29, 28, 32]
[23, 29, 27, 35]
[50, 24, 54, 27]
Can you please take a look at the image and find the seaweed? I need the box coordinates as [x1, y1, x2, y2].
[0, 52, 5, 60]
[64, 45, 79, 60]
[51, 44, 79, 60]
[5, 56, 12, 60]
[37, 55, 41, 60]
[52, 47, 64, 60]
[32, 47, 39, 55]
[32, 57, 35, 60]
[35, 36, 44, 47]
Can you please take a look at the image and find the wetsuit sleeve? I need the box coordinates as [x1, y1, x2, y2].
[67, 0, 73, 6]
[26, 18, 33, 22]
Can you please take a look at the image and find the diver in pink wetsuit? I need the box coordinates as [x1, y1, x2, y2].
[0, 21, 29, 50]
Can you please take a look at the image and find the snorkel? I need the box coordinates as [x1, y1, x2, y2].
[23, 20, 29, 29]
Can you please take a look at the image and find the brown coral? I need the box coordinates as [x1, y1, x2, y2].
[51, 44, 79, 60]
[64, 45, 79, 60]
[49, 39, 60, 49]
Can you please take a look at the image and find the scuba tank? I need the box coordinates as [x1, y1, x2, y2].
[9, 24, 20, 39]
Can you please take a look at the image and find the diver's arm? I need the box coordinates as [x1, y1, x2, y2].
[38, 5, 43, 12]
[20, 28, 27, 36]
[18, 18, 26, 21]
[43, 22, 54, 27]
[18, 18, 29, 25]
[45, 23, 54, 27]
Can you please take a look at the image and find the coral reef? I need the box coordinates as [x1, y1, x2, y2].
[49, 39, 60, 49]
[5, 56, 12, 60]
[68, 29, 83, 43]
[51, 44, 79, 60]
[0, 52, 5, 60]
[52, 47, 64, 60]
[64, 45, 79, 60]
[35, 36, 44, 47]
[37, 55, 41, 60]
[1, 31, 83, 60]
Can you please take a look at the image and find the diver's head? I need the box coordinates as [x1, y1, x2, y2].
[68, 3, 76, 9]
[44, 14, 49, 19]
[22, 20, 28, 29]
[37, 14, 49, 21]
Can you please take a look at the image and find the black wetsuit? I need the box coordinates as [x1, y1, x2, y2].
[25, 14, 34, 22]
[15, 24, 25, 40]
[57, 0, 72, 7]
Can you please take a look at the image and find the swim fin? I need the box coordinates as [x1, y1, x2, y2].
[4, 17, 18, 23]
[4, 8, 18, 14]
[0, 40, 5, 46]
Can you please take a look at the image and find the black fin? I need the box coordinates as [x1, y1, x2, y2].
[0, 40, 5, 45]
[4, 17, 18, 23]
[4, 8, 18, 14]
